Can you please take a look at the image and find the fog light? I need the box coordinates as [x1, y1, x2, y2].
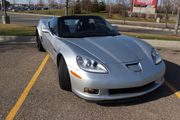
[84, 88, 99, 94]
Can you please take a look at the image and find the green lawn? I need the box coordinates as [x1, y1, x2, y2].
[0, 24, 35, 36]
[122, 32, 180, 41]
[19, 9, 65, 16]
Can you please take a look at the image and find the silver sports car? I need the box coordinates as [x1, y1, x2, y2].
[36, 16, 165, 101]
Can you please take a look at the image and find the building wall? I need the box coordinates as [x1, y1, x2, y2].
[132, 0, 158, 14]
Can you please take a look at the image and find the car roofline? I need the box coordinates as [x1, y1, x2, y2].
[56, 15, 103, 20]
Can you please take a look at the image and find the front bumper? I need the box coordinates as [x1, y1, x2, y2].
[69, 60, 166, 101]
[72, 77, 164, 101]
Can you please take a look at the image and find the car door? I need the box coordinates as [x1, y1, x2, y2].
[45, 18, 59, 62]
[41, 24, 50, 51]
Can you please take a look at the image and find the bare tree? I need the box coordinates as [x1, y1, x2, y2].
[169, 0, 180, 15]
[49, 0, 59, 10]
[163, 0, 173, 27]
[28, 0, 32, 6]
[116, 0, 131, 24]
[48, 0, 51, 9]
[38, 0, 44, 7]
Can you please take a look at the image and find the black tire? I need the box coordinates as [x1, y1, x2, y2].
[58, 57, 71, 91]
[36, 31, 45, 52]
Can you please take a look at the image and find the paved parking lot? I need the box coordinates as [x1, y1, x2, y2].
[0, 39, 180, 120]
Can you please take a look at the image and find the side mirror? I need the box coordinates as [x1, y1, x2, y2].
[42, 26, 49, 33]
[112, 25, 119, 31]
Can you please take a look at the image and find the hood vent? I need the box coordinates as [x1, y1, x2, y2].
[126, 62, 142, 73]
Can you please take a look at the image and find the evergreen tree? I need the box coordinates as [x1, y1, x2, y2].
[91, 0, 99, 13]
[75, 0, 81, 14]
[1, 0, 10, 9]
[98, 1, 106, 11]
[81, 0, 92, 13]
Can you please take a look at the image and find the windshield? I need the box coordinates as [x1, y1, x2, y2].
[58, 16, 119, 38]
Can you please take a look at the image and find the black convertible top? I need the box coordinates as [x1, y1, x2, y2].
[48, 15, 119, 38]
[58, 15, 103, 20]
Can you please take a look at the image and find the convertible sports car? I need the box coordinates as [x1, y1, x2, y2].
[36, 16, 165, 101]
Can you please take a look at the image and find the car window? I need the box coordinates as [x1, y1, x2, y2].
[49, 18, 58, 35]
[58, 16, 119, 38]
[64, 19, 79, 33]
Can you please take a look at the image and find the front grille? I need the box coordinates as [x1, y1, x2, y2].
[109, 81, 155, 95]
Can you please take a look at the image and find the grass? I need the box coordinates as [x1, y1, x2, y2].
[0, 23, 35, 36]
[122, 32, 180, 41]
[18, 9, 65, 16]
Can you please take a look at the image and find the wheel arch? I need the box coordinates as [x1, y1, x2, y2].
[36, 29, 41, 39]
[57, 53, 63, 68]
[36, 29, 38, 36]
[36, 26, 42, 38]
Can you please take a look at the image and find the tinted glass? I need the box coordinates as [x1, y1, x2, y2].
[58, 16, 119, 38]
[49, 18, 58, 35]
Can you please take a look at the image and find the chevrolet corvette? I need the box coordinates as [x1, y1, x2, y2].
[36, 16, 165, 101]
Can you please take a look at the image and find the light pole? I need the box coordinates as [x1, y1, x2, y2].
[1, 0, 3, 11]
[65, 0, 69, 16]
[175, 7, 180, 35]
[3, 0, 7, 16]
[108, 0, 112, 18]
[2, 0, 10, 24]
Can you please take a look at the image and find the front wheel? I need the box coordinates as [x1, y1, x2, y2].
[36, 31, 45, 52]
[58, 57, 72, 91]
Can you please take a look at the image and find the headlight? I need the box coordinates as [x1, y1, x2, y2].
[76, 56, 108, 73]
[151, 48, 162, 65]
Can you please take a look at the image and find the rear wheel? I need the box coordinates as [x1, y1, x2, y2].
[58, 57, 71, 91]
[36, 31, 45, 52]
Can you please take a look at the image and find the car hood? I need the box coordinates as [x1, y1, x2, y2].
[66, 35, 147, 64]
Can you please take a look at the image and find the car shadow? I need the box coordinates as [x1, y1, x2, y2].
[98, 60, 180, 106]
